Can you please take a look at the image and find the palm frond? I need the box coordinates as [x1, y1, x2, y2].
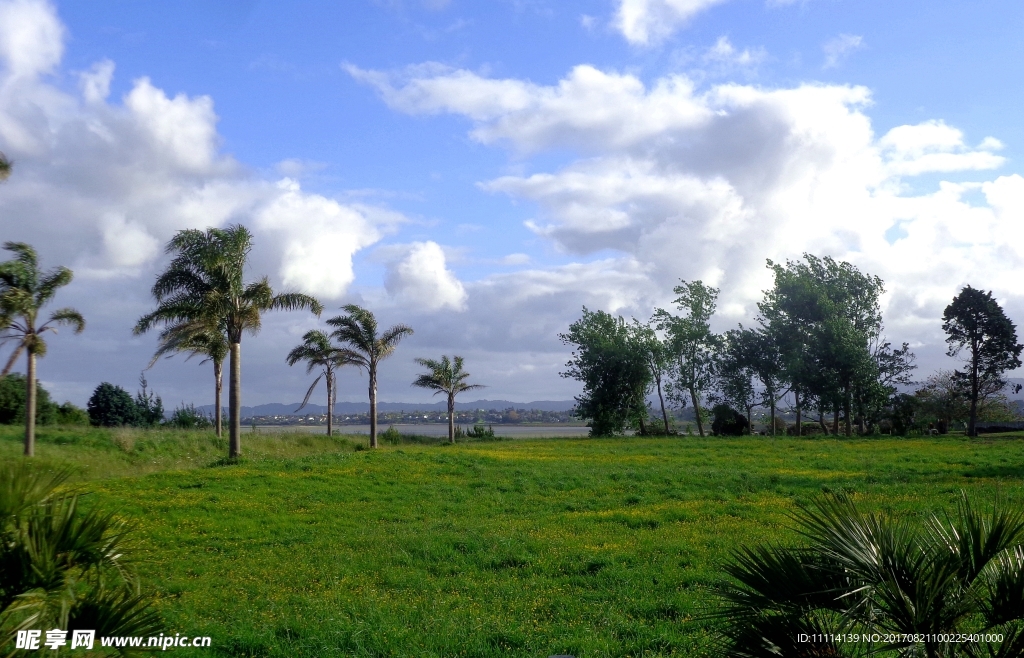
[45, 308, 85, 333]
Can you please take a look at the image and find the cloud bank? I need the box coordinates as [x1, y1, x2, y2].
[351, 61, 1021, 371]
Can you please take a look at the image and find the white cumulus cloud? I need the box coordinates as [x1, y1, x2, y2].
[352, 61, 1024, 375]
[381, 241, 467, 311]
[615, 0, 730, 45]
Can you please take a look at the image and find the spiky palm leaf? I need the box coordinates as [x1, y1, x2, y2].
[0, 462, 163, 654]
[714, 492, 1024, 657]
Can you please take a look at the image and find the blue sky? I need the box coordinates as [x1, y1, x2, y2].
[2, 0, 1023, 406]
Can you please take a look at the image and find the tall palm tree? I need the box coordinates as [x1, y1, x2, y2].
[142, 319, 228, 437]
[713, 491, 1024, 657]
[0, 243, 85, 456]
[412, 355, 484, 443]
[135, 225, 322, 458]
[327, 305, 413, 448]
[286, 329, 354, 436]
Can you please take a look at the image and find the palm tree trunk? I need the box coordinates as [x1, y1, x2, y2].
[369, 367, 378, 448]
[326, 370, 333, 437]
[24, 351, 36, 457]
[448, 394, 455, 444]
[214, 359, 223, 438]
[229, 342, 241, 458]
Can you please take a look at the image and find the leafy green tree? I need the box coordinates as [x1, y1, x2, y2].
[87, 383, 140, 427]
[135, 226, 322, 458]
[327, 305, 413, 448]
[914, 370, 967, 434]
[55, 401, 89, 426]
[634, 320, 672, 434]
[943, 285, 1023, 437]
[0, 374, 56, 426]
[716, 329, 759, 432]
[760, 255, 896, 437]
[560, 308, 651, 437]
[286, 329, 353, 437]
[0, 461, 163, 651]
[140, 319, 228, 437]
[654, 280, 721, 437]
[714, 492, 1024, 657]
[134, 374, 164, 427]
[412, 355, 484, 443]
[0, 243, 85, 456]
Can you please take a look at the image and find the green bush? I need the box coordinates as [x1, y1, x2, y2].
[56, 401, 89, 425]
[165, 402, 212, 429]
[380, 425, 402, 445]
[0, 373, 57, 425]
[87, 382, 142, 427]
[466, 424, 495, 439]
[711, 404, 748, 436]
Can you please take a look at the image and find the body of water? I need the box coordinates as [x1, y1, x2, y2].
[246, 424, 591, 438]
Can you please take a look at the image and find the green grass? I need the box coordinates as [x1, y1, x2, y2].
[4, 425, 1024, 656]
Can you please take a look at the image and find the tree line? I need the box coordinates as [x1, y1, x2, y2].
[0, 224, 484, 457]
[561, 254, 1022, 438]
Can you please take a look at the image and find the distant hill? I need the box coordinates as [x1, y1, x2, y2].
[196, 399, 576, 417]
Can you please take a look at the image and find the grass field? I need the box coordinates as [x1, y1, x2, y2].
[4, 425, 1024, 657]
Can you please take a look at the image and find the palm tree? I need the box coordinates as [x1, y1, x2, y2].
[412, 355, 483, 443]
[142, 319, 228, 437]
[0, 461, 163, 650]
[0, 243, 85, 456]
[713, 491, 1024, 657]
[135, 225, 322, 458]
[327, 305, 413, 448]
[286, 329, 354, 436]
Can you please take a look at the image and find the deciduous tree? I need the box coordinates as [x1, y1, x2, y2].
[560, 308, 651, 437]
[654, 281, 721, 437]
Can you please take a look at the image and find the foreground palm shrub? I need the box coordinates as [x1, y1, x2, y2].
[0, 462, 162, 654]
[713, 492, 1024, 657]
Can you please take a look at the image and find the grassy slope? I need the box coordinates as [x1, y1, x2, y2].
[3, 425, 1024, 657]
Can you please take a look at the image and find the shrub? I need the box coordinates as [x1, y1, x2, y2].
[164, 402, 212, 429]
[56, 401, 89, 425]
[87, 382, 141, 427]
[711, 404, 748, 436]
[713, 492, 1024, 657]
[134, 375, 164, 427]
[0, 461, 164, 640]
[380, 425, 402, 445]
[0, 373, 57, 425]
[466, 424, 495, 439]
